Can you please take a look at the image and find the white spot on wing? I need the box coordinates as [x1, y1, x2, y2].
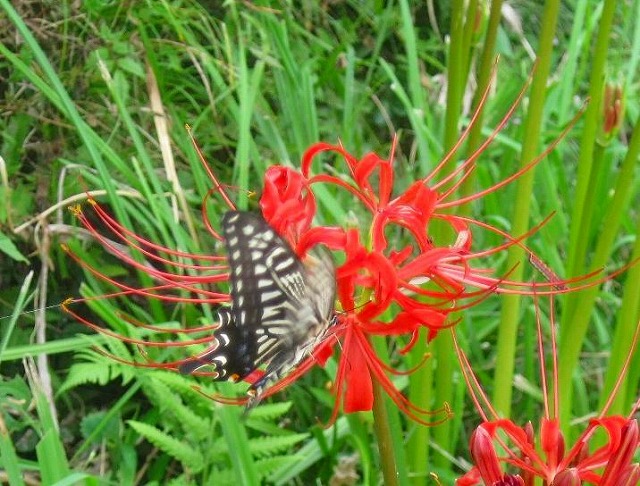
[257, 339, 276, 355]
[218, 333, 230, 346]
[268, 326, 289, 335]
[261, 290, 280, 302]
[274, 257, 295, 271]
[262, 306, 280, 319]
[249, 239, 268, 249]
[242, 224, 255, 236]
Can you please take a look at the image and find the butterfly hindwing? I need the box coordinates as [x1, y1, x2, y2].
[179, 211, 336, 396]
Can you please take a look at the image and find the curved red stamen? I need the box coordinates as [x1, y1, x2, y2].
[89, 199, 224, 262]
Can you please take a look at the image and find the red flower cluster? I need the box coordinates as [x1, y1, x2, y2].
[455, 298, 640, 485]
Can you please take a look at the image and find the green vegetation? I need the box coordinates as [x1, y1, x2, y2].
[1, 1, 638, 484]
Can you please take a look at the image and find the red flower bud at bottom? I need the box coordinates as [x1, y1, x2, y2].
[493, 475, 524, 486]
[551, 468, 580, 486]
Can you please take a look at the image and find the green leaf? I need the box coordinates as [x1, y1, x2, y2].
[0, 232, 27, 263]
[36, 429, 70, 485]
[0, 419, 25, 486]
[80, 410, 120, 443]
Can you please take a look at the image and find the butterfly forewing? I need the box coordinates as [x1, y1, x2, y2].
[179, 211, 336, 397]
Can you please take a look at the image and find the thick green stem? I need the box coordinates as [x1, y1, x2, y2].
[371, 375, 399, 486]
[443, 0, 465, 167]
[492, 0, 561, 415]
[599, 213, 640, 415]
[564, 1, 616, 280]
[407, 330, 433, 483]
[563, 114, 640, 414]
[460, 0, 479, 83]
[558, 0, 618, 438]
[428, 2, 469, 471]
[460, 0, 504, 200]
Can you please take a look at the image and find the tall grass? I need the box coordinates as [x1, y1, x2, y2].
[0, 1, 638, 484]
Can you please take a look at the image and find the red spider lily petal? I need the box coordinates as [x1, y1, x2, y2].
[260, 166, 316, 242]
[339, 327, 375, 413]
[455, 468, 483, 486]
[397, 247, 467, 286]
[360, 306, 446, 336]
[296, 227, 348, 261]
[338, 323, 451, 425]
[559, 416, 632, 475]
[458, 401, 640, 484]
[373, 181, 439, 251]
[540, 418, 564, 472]
[477, 420, 543, 474]
[302, 142, 358, 180]
[352, 152, 394, 208]
[387, 245, 414, 265]
[597, 419, 639, 485]
[339, 251, 398, 320]
[617, 464, 640, 486]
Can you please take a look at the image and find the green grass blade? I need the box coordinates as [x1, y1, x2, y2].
[0, 271, 34, 365]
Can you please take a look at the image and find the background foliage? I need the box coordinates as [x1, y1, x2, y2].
[0, 1, 638, 484]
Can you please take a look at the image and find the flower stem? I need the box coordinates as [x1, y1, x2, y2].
[492, 0, 561, 415]
[558, 0, 618, 438]
[601, 212, 640, 414]
[407, 329, 433, 483]
[371, 377, 399, 486]
[460, 0, 504, 200]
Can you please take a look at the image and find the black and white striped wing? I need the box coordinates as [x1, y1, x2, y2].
[179, 211, 336, 394]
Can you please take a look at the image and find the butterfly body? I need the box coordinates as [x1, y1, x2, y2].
[180, 211, 336, 400]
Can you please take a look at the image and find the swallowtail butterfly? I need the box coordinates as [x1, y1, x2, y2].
[179, 211, 336, 401]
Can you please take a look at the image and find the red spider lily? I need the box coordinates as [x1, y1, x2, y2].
[454, 296, 640, 485]
[64, 75, 595, 423]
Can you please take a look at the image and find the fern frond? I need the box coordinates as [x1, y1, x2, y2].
[257, 456, 298, 480]
[144, 376, 211, 441]
[128, 420, 204, 472]
[152, 371, 219, 408]
[206, 468, 235, 486]
[249, 433, 309, 459]
[246, 402, 292, 421]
